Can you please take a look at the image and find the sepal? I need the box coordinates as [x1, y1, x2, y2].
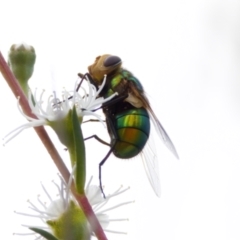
[29, 227, 59, 240]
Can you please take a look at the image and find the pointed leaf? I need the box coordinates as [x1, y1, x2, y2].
[29, 227, 59, 240]
[71, 107, 86, 194]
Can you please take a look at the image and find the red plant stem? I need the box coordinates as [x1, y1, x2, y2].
[0, 51, 108, 240]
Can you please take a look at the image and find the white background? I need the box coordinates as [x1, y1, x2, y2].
[1, 0, 240, 239]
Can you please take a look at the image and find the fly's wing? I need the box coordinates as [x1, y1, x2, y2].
[141, 133, 161, 197]
[148, 109, 179, 159]
[127, 81, 179, 159]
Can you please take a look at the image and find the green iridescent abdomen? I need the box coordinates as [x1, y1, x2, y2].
[113, 108, 150, 158]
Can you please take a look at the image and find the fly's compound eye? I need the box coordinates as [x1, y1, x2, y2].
[104, 55, 122, 67]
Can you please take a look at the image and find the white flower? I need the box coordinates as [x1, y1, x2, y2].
[15, 173, 133, 239]
[3, 75, 118, 145]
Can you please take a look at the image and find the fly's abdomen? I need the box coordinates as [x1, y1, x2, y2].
[113, 109, 150, 158]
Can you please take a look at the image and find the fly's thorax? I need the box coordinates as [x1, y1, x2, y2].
[109, 77, 128, 97]
[100, 70, 129, 99]
[106, 69, 145, 108]
[120, 69, 144, 92]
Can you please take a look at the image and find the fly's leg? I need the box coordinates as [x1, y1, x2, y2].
[98, 140, 116, 198]
[66, 73, 87, 102]
[84, 134, 113, 197]
[85, 116, 118, 198]
[83, 119, 106, 124]
[84, 135, 110, 147]
[78, 72, 98, 89]
[92, 93, 128, 112]
[97, 116, 118, 198]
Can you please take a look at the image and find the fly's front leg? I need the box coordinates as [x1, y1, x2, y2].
[78, 72, 98, 89]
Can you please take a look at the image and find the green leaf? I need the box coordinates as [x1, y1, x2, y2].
[29, 227, 59, 240]
[71, 106, 86, 194]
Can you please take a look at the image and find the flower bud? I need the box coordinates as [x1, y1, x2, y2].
[8, 43, 36, 95]
[47, 201, 90, 240]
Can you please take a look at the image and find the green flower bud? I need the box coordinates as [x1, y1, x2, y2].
[47, 201, 90, 240]
[8, 43, 36, 95]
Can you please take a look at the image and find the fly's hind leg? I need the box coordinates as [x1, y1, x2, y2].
[98, 140, 117, 198]
[83, 119, 106, 124]
[84, 134, 115, 197]
[84, 135, 110, 147]
[98, 117, 118, 198]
